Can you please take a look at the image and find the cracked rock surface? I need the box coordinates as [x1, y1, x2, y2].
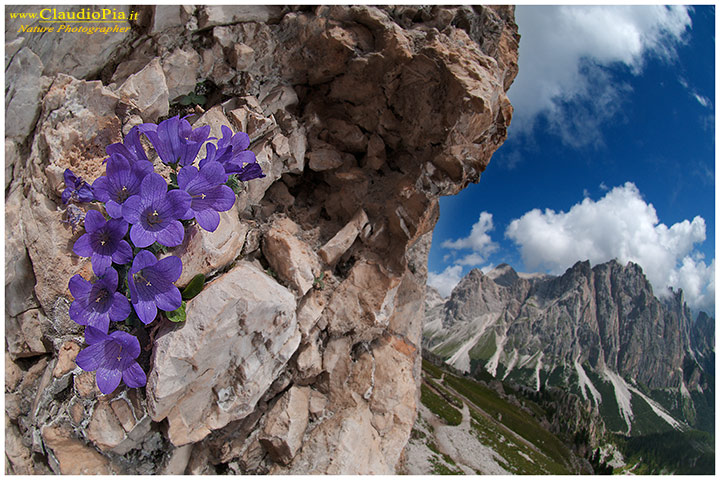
[5, 5, 518, 474]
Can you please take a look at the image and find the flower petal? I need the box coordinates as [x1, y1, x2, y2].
[92, 176, 110, 202]
[177, 164, 198, 190]
[73, 234, 93, 258]
[110, 331, 141, 359]
[166, 189, 192, 219]
[153, 255, 183, 283]
[96, 367, 122, 395]
[109, 293, 131, 322]
[105, 200, 123, 219]
[83, 210, 106, 233]
[112, 240, 133, 265]
[130, 223, 156, 248]
[195, 208, 220, 232]
[75, 343, 105, 371]
[131, 250, 158, 273]
[122, 195, 143, 224]
[64, 169, 77, 186]
[200, 161, 229, 185]
[85, 326, 110, 344]
[96, 267, 119, 290]
[133, 299, 157, 325]
[91, 252, 113, 275]
[155, 221, 185, 247]
[68, 274, 92, 300]
[155, 286, 182, 312]
[122, 362, 147, 388]
[141, 173, 170, 204]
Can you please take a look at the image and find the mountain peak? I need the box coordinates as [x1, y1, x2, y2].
[486, 263, 520, 287]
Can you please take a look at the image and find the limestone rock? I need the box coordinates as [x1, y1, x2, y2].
[231, 43, 255, 71]
[296, 340, 323, 384]
[261, 84, 299, 116]
[308, 148, 343, 172]
[6, 308, 48, 359]
[22, 189, 93, 315]
[6, 5, 133, 79]
[198, 5, 285, 29]
[5, 37, 24, 68]
[6, 417, 34, 474]
[262, 217, 321, 296]
[6, 353, 23, 391]
[308, 390, 328, 419]
[52, 341, 80, 377]
[367, 336, 418, 466]
[117, 58, 169, 122]
[26, 74, 121, 197]
[162, 444, 194, 474]
[296, 290, 327, 339]
[5, 188, 37, 318]
[151, 5, 193, 35]
[42, 424, 114, 475]
[275, 395, 392, 474]
[324, 261, 402, 339]
[364, 134, 386, 170]
[259, 386, 310, 465]
[166, 210, 248, 288]
[318, 209, 369, 266]
[86, 393, 152, 455]
[5, 47, 51, 140]
[162, 48, 201, 100]
[147, 261, 301, 445]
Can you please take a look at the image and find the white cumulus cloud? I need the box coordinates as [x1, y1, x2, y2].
[441, 212, 498, 266]
[429, 212, 498, 297]
[511, 5, 691, 146]
[427, 265, 464, 298]
[505, 182, 714, 311]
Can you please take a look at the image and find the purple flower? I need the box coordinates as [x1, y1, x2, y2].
[178, 161, 236, 232]
[138, 115, 211, 167]
[105, 125, 149, 163]
[93, 154, 153, 219]
[75, 326, 146, 395]
[235, 162, 266, 181]
[61, 169, 94, 204]
[73, 210, 133, 274]
[127, 250, 182, 324]
[68, 268, 131, 333]
[200, 126, 259, 176]
[122, 173, 191, 248]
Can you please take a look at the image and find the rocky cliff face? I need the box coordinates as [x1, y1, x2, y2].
[5, 5, 519, 474]
[424, 260, 714, 436]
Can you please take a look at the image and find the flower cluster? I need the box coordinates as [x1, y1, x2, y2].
[65, 115, 264, 395]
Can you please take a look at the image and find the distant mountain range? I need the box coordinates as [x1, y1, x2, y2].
[424, 260, 715, 438]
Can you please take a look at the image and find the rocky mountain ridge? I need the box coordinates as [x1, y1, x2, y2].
[424, 260, 714, 437]
[5, 5, 519, 474]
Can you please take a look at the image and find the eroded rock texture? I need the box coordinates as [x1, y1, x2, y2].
[5, 5, 518, 474]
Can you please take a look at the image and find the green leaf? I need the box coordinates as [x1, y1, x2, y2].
[169, 171, 178, 186]
[182, 274, 205, 300]
[226, 174, 243, 195]
[167, 301, 187, 323]
[191, 93, 207, 105]
[179, 95, 193, 106]
[149, 242, 169, 255]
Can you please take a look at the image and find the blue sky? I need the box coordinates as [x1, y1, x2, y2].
[428, 5, 715, 313]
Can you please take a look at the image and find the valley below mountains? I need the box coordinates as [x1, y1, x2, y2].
[419, 259, 715, 474]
